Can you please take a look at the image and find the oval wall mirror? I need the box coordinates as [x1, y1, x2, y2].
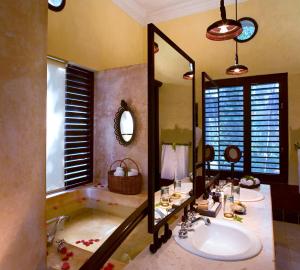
[204, 145, 215, 162]
[234, 17, 258, 43]
[114, 100, 135, 146]
[224, 145, 242, 163]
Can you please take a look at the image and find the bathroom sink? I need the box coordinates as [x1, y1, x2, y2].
[222, 186, 264, 202]
[240, 188, 264, 202]
[174, 218, 262, 261]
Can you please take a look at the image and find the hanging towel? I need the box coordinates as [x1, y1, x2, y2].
[175, 145, 189, 180]
[161, 145, 176, 180]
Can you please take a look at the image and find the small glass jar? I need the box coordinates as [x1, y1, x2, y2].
[223, 194, 234, 218]
[173, 179, 182, 198]
[160, 186, 170, 207]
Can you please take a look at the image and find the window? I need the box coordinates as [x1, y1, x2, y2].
[204, 73, 288, 182]
[46, 60, 94, 192]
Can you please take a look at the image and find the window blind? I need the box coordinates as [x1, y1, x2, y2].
[205, 86, 244, 171]
[251, 83, 280, 174]
[203, 73, 288, 182]
[64, 65, 94, 188]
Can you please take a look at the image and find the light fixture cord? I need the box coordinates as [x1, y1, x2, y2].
[220, 0, 226, 21]
[235, 0, 239, 65]
[235, 0, 238, 20]
[235, 42, 239, 65]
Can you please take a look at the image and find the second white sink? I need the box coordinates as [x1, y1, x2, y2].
[174, 218, 262, 261]
[240, 188, 264, 202]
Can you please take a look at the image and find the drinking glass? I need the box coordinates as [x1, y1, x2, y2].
[232, 185, 240, 202]
[223, 194, 234, 218]
[160, 186, 170, 207]
[173, 179, 182, 198]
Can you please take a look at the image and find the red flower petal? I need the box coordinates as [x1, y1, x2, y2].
[62, 256, 69, 261]
[60, 247, 67, 254]
[67, 251, 73, 257]
[61, 262, 70, 270]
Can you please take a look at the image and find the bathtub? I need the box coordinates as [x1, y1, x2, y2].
[46, 185, 148, 268]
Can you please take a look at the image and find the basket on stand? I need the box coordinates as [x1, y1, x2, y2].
[108, 158, 142, 195]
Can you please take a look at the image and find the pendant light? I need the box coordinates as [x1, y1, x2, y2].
[226, 42, 248, 75]
[226, 0, 248, 75]
[206, 0, 242, 41]
[183, 63, 194, 80]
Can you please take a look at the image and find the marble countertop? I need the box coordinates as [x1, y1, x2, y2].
[124, 184, 275, 270]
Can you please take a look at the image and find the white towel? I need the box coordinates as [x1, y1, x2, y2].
[161, 145, 176, 180]
[161, 145, 189, 180]
[175, 145, 189, 180]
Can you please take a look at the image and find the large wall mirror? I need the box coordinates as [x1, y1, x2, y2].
[148, 24, 196, 237]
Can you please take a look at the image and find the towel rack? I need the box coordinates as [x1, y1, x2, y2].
[162, 142, 192, 147]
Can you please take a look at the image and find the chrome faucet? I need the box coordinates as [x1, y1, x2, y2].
[46, 216, 69, 246]
[192, 215, 211, 226]
[178, 212, 211, 239]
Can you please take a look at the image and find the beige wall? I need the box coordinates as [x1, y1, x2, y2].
[48, 0, 146, 71]
[157, 0, 300, 185]
[94, 64, 148, 191]
[0, 1, 47, 269]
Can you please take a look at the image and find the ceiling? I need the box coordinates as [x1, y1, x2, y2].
[112, 0, 246, 25]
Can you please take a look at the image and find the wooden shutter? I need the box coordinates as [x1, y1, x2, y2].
[64, 64, 94, 188]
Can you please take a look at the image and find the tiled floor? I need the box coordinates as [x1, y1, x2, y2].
[274, 221, 300, 270]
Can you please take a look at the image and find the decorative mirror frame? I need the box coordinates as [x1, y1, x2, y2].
[224, 145, 242, 163]
[114, 100, 136, 146]
[148, 23, 196, 240]
[48, 0, 66, 12]
[234, 17, 258, 43]
[205, 145, 215, 162]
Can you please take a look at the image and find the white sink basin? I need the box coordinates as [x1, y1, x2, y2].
[174, 218, 262, 261]
[240, 188, 264, 202]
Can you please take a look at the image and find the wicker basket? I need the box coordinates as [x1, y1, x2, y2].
[108, 158, 142, 195]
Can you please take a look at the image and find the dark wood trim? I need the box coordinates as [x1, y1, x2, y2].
[148, 23, 196, 233]
[80, 201, 148, 270]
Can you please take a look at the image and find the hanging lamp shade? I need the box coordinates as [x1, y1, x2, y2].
[206, 0, 242, 41]
[183, 71, 194, 80]
[226, 42, 248, 75]
[226, 64, 248, 75]
[183, 63, 194, 80]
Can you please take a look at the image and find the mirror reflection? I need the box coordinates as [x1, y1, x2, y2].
[120, 111, 134, 142]
[153, 34, 194, 225]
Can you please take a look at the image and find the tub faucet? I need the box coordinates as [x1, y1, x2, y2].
[47, 216, 69, 246]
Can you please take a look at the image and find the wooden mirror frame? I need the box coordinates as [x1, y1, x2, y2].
[234, 17, 258, 43]
[48, 0, 66, 12]
[205, 145, 215, 162]
[224, 145, 242, 163]
[148, 23, 196, 235]
[114, 100, 136, 146]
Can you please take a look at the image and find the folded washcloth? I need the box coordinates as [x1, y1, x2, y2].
[128, 171, 138, 177]
[114, 171, 125, 176]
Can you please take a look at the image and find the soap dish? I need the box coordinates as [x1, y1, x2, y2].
[196, 202, 221, 217]
[240, 183, 260, 189]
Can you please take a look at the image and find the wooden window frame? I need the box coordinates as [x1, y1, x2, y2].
[203, 73, 288, 184]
